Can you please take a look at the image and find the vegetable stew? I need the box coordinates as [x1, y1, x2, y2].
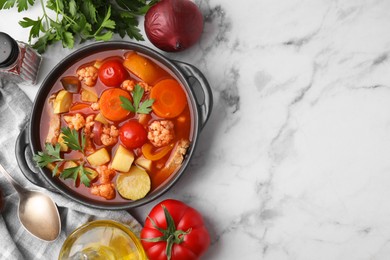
[34, 50, 192, 202]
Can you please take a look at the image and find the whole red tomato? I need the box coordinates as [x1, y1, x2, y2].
[119, 120, 147, 149]
[98, 59, 128, 87]
[141, 199, 210, 260]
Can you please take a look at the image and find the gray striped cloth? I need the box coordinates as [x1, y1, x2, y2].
[0, 79, 141, 259]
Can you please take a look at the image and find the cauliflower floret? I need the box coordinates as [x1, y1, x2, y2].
[147, 120, 175, 147]
[121, 79, 136, 92]
[101, 125, 119, 146]
[121, 80, 152, 92]
[91, 183, 115, 200]
[90, 102, 100, 111]
[84, 115, 95, 135]
[76, 66, 98, 86]
[63, 113, 86, 130]
[138, 81, 152, 92]
[97, 165, 116, 184]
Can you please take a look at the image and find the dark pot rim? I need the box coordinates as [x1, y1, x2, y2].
[24, 41, 212, 210]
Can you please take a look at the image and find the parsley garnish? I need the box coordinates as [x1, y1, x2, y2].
[60, 165, 80, 184]
[33, 127, 92, 187]
[60, 163, 93, 187]
[120, 84, 154, 114]
[33, 143, 63, 167]
[0, 0, 157, 53]
[61, 127, 86, 153]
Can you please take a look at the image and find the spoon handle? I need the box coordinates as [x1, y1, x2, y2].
[0, 163, 25, 194]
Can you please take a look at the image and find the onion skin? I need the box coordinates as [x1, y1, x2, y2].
[144, 0, 204, 52]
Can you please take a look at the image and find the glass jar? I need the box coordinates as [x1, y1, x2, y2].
[0, 32, 42, 85]
[58, 220, 147, 260]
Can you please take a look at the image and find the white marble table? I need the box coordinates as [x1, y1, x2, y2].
[2, 0, 390, 259]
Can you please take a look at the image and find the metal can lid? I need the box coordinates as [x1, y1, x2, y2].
[0, 32, 19, 69]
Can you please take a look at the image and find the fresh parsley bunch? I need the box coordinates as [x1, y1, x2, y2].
[0, 0, 157, 53]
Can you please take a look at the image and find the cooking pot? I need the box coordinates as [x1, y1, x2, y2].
[15, 41, 212, 209]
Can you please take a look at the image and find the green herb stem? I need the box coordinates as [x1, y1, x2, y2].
[40, 0, 49, 28]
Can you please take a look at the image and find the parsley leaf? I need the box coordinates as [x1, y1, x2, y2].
[60, 165, 80, 183]
[61, 31, 75, 49]
[32, 32, 53, 54]
[60, 164, 92, 187]
[81, 0, 97, 24]
[19, 17, 42, 42]
[133, 84, 143, 110]
[93, 6, 116, 41]
[52, 164, 60, 177]
[120, 95, 135, 112]
[79, 167, 93, 187]
[17, 0, 34, 12]
[32, 143, 63, 168]
[61, 127, 85, 152]
[68, 0, 77, 17]
[138, 98, 154, 114]
[120, 84, 154, 114]
[94, 31, 114, 41]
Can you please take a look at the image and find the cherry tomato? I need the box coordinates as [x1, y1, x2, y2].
[98, 60, 128, 87]
[119, 120, 147, 149]
[141, 199, 210, 260]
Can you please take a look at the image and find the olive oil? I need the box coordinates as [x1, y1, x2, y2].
[59, 220, 146, 260]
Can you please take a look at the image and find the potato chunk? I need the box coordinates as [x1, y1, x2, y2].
[95, 113, 109, 125]
[87, 148, 110, 166]
[135, 156, 152, 172]
[53, 90, 72, 114]
[83, 167, 99, 181]
[111, 145, 134, 172]
[81, 87, 98, 102]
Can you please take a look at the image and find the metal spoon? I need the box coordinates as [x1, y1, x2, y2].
[0, 163, 61, 241]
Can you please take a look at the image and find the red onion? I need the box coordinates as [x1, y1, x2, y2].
[92, 121, 103, 146]
[60, 76, 81, 93]
[144, 0, 204, 52]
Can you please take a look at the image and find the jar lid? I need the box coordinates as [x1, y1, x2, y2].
[0, 32, 19, 68]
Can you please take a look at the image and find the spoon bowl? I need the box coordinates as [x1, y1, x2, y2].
[0, 163, 61, 241]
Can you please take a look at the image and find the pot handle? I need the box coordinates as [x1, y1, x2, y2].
[15, 125, 57, 192]
[173, 60, 213, 129]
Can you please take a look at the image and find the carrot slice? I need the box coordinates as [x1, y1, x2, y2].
[123, 52, 168, 85]
[150, 79, 187, 118]
[99, 88, 131, 121]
